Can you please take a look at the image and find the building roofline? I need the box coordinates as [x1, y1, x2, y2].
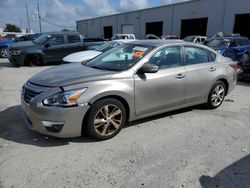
[76, 0, 200, 23]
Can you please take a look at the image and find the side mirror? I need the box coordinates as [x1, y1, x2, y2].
[44, 43, 50, 48]
[138, 63, 158, 74]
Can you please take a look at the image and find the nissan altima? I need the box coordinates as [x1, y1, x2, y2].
[21, 40, 237, 140]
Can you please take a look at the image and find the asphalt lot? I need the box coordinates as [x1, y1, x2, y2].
[0, 58, 250, 188]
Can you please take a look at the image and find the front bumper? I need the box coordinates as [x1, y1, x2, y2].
[8, 54, 25, 66]
[21, 87, 90, 138]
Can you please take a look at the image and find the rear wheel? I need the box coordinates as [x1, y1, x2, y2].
[0, 47, 8, 58]
[207, 81, 226, 109]
[86, 98, 126, 140]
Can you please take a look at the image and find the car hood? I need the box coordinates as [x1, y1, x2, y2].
[63, 50, 102, 63]
[9, 41, 36, 49]
[29, 63, 114, 87]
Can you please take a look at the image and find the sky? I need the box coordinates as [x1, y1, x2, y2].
[0, 0, 190, 33]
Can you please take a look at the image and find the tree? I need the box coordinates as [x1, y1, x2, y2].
[61, 28, 69, 32]
[3, 23, 22, 32]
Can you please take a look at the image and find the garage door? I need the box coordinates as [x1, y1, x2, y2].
[234, 13, 250, 38]
[181, 18, 208, 39]
[121, 24, 134, 34]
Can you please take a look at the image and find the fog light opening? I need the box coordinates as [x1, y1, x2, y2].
[42, 121, 64, 133]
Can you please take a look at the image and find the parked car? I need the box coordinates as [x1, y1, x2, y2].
[204, 37, 250, 61]
[146, 34, 179, 40]
[0, 35, 36, 58]
[238, 50, 250, 81]
[161, 35, 179, 39]
[183, 35, 207, 43]
[0, 35, 4, 42]
[63, 40, 135, 63]
[111, 34, 136, 40]
[21, 40, 237, 140]
[7, 32, 106, 66]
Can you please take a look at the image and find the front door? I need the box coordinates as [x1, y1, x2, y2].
[134, 46, 186, 116]
[43, 34, 68, 63]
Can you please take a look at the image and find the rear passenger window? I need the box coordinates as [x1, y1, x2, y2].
[184, 47, 210, 65]
[148, 46, 181, 70]
[68, 35, 80, 43]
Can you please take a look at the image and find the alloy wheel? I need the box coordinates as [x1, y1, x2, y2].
[211, 84, 225, 107]
[94, 104, 122, 136]
[0, 48, 8, 58]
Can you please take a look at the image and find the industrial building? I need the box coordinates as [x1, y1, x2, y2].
[76, 0, 250, 39]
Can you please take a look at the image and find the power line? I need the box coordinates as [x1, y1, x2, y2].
[40, 17, 75, 29]
[37, 2, 42, 33]
[26, 3, 31, 33]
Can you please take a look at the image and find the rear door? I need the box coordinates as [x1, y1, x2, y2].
[184, 46, 217, 104]
[134, 46, 186, 116]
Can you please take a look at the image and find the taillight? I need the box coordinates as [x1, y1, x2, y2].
[230, 63, 238, 72]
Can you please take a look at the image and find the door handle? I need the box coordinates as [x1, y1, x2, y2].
[175, 73, 185, 79]
[209, 67, 216, 72]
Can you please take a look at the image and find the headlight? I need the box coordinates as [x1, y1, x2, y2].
[43, 88, 87, 107]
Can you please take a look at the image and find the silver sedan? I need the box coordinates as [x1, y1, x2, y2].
[21, 40, 237, 140]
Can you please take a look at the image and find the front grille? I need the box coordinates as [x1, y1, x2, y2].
[23, 85, 42, 104]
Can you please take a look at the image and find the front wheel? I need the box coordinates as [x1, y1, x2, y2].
[86, 98, 126, 140]
[0, 47, 8, 58]
[207, 81, 226, 109]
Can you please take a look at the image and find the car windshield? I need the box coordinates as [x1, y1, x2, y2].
[33, 34, 51, 45]
[183, 36, 196, 42]
[84, 44, 153, 71]
[95, 41, 121, 52]
[206, 39, 230, 49]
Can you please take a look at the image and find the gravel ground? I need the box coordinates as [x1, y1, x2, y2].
[0, 58, 250, 188]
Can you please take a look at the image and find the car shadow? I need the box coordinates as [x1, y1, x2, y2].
[237, 81, 250, 87]
[0, 104, 216, 147]
[126, 107, 193, 128]
[0, 105, 95, 147]
[0, 62, 18, 68]
[199, 155, 250, 188]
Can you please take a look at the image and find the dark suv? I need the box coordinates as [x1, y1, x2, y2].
[7, 32, 84, 66]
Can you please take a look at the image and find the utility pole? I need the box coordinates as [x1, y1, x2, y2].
[26, 3, 31, 33]
[37, 2, 42, 33]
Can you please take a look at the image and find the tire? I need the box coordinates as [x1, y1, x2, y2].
[27, 55, 44, 66]
[86, 98, 127, 141]
[207, 81, 226, 109]
[0, 47, 8, 58]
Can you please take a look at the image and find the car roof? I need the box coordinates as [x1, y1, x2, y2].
[113, 39, 137, 43]
[128, 39, 187, 47]
[42, 31, 81, 36]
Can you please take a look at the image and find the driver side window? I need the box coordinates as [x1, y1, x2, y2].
[148, 46, 181, 70]
[48, 35, 65, 46]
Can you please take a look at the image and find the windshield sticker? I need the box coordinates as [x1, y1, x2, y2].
[133, 51, 144, 58]
[133, 47, 148, 52]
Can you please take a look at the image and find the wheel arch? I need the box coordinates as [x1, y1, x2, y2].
[216, 78, 229, 95]
[81, 94, 131, 135]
